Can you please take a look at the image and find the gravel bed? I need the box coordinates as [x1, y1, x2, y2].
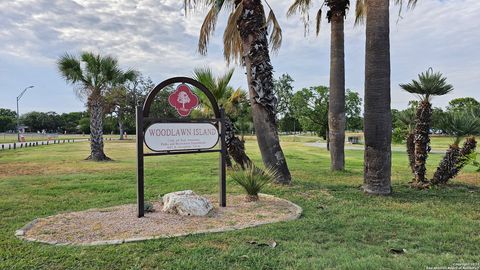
[16, 194, 302, 246]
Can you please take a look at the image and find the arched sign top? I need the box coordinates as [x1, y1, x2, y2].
[143, 77, 221, 118]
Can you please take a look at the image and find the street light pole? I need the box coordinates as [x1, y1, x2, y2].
[16, 85, 34, 142]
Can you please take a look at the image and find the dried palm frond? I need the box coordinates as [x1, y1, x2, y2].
[354, 0, 366, 25]
[287, 0, 312, 35]
[198, 5, 220, 55]
[265, 8, 282, 53]
[223, 1, 243, 64]
[315, 8, 322, 36]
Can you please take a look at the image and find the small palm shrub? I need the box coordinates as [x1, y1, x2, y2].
[431, 111, 480, 185]
[230, 165, 277, 202]
[400, 68, 453, 187]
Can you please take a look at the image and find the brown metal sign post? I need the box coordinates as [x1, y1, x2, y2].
[136, 77, 227, 218]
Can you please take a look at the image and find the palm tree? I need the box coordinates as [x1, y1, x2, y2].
[184, 0, 291, 184]
[431, 111, 480, 185]
[287, 0, 350, 171]
[57, 52, 137, 161]
[400, 68, 453, 187]
[357, 0, 418, 195]
[193, 67, 252, 169]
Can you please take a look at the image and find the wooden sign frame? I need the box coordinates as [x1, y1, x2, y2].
[136, 77, 227, 218]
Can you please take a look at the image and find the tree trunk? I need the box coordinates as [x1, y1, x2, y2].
[431, 144, 460, 185]
[225, 117, 251, 169]
[412, 100, 432, 187]
[406, 132, 415, 174]
[118, 109, 125, 140]
[87, 97, 110, 161]
[363, 0, 392, 195]
[237, 0, 291, 184]
[328, 13, 346, 171]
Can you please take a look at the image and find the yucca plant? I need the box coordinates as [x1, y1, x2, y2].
[431, 111, 480, 185]
[400, 68, 453, 187]
[230, 165, 277, 202]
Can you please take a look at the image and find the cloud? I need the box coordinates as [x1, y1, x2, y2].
[0, 0, 479, 113]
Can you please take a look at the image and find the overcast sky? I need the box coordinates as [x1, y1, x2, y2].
[0, 0, 479, 115]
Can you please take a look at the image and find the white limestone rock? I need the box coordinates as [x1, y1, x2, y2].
[162, 190, 213, 216]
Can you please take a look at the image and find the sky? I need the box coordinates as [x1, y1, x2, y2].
[0, 0, 479, 115]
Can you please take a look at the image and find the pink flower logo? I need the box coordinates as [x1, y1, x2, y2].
[168, 84, 199, 117]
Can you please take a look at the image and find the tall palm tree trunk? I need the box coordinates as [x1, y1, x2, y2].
[238, 0, 291, 184]
[88, 96, 109, 161]
[328, 13, 346, 171]
[363, 0, 392, 195]
[412, 100, 432, 186]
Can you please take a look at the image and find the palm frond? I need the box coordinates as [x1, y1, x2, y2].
[287, 0, 312, 35]
[394, 0, 418, 18]
[198, 1, 225, 55]
[400, 68, 454, 101]
[396, 109, 416, 131]
[287, 0, 311, 17]
[440, 111, 480, 144]
[184, 0, 216, 15]
[217, 68, 235, 95]
[315, 8, 322, 36]
[57, 53, 84, 85]
[193, 67, 217, 97]
[265, 8, 282, 53]
[223, 1, 243, 64]
[354, 0, 366, 25]
[229, 87, 246, 104]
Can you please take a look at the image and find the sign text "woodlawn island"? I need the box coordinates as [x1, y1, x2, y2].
[144, 123, 219, 152]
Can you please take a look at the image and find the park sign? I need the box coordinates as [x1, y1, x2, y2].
[136, 77, 227, 218]
[144, 123, 219, 152]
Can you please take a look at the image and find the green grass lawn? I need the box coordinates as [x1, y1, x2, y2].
[0, 139, 479, 269]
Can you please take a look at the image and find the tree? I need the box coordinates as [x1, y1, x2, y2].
[358, 0, 418, 195]
[57, 52, 137, 161]
[288, 0, 350, 171]
[400, 68, 453, 187]
[0, 108, 17, 132]
[60, 112, 86, 133]
[431, 111, 480, 185]
[20, 111, 61, 132]
[345, 89, 362, 131]
[193, 67, 252, 169]
[447, 97, 480, 116]
[184, 0, 291, 184]
[273, 73, 294, 119]
[291, 86, 329, 141]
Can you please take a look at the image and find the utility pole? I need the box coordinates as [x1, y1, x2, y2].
[16, 85, 34, 142]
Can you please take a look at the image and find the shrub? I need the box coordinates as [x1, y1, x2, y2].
[230, 165, 277, 202]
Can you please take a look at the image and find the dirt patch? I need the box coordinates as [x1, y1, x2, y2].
[17, 194, 302, 246]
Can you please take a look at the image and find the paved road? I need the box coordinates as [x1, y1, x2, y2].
[305, 142, 447, 154]
[0, 139, 89, 151]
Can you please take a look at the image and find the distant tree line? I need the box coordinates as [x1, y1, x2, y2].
[273, 74, 363, 137]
